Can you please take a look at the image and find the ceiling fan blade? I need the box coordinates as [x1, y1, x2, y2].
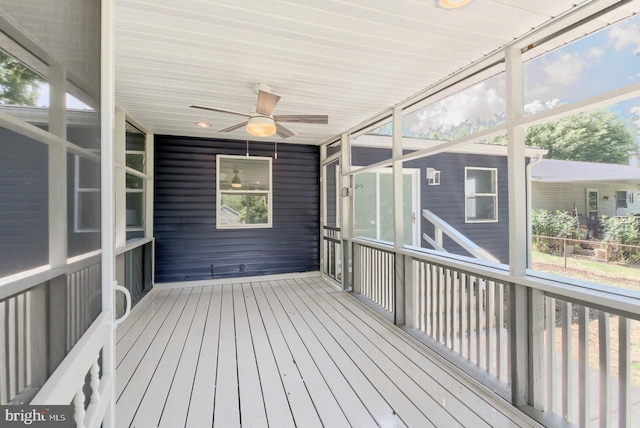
[273, 114, 328, 124]
[217, 121, 248, 133]
[256, 90, 281, 116]
[190, 105, 252, 118]
[275, 122, 297, 139]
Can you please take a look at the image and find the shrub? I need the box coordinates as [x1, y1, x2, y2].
[532, 209, 575, 238]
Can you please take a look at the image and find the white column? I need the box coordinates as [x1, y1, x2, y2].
[340, 133, 352, 239]
[101, 0, 116, 426]
[114, 107, 126, 249]
[145, 133, 154, 239]
[506, 46, 527, 277]
[506, 46, 534, 408]
[392, 107, 406, 325]
[48, 64, 67, 268]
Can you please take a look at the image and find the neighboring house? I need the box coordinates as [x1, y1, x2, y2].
[531, 158, 640, 219]
[219, 205, 241, 224]
[343, 135, 547, 263]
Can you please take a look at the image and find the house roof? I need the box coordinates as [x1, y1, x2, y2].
[531, 159, 640, 184]
[113, 1, 640, 146]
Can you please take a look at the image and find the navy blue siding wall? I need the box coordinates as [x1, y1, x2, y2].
[0, 128, 48, 277]
[352, 147, 511, 263]
[154, 136, 320, 283]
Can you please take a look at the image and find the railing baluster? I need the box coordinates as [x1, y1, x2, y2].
[562, 301, 573, 422]
[437, 266, 443, 343]
[487, 280, 494, 374]
[546, 297, 557, 412]
[422, 262, 428, 333]
[466, 273, 472, 362]
[450, 269, 456, 350]
[16, 294, 25, 393]
[476, 276, 482, 368]
[598, 311, 610, 428]
[578, 305, 589, 428]
[8, 297, 16, 400]
[24, 292, 31, 388]
[496, 281, 503, 380]
[73, 388, 86, 428]
[619, 316, 631, 428]
[431, 263, 437, 338]
[90, 357, 101, 403]
[459, 272, 465, 358]
[444, 268, 451, 348]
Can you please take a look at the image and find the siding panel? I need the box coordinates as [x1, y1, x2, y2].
[154, 136, 320, 283]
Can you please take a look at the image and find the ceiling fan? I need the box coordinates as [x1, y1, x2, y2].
[190, 83, 328, 139]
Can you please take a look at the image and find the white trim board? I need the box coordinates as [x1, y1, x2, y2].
[154, 271, 322, 290]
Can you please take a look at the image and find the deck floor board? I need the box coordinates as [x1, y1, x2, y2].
[116, 276, 540, 428]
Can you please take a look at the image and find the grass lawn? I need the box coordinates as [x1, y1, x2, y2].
[532, 250, 640, 291]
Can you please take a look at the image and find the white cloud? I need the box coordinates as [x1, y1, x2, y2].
[587, 47, 604, 60]
[523, 99, 561, 115]
[543, 53, 584, 85]
[608, 21, 640, 54]
[403, 78, 506, 134]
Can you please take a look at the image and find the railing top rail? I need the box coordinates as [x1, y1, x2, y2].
[31, 311, 111, 405]
[423, 209, 499, 262]
[347, 237, 396, 255]
[323, 225, 341, 232]
[0, 253, 102, 301]
[115, 236, 154, 256]
[397, 247, 640, 321]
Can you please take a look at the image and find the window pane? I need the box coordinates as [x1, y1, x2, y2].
[218, 157, 270, 191]
[126, 122, 146, 151]
[466, 169, 496, 194]
[219, 194, 269, 226]
[126, 174, 144, 189]
[126, 192, 144, 228]
[78, 156, 100, 188]
[466, 195, 497, 221]
[78, 191, 100, 230]
[0, 46, 48, 127]
[617, 191, 628, 208]
[126, 153, 145, 173]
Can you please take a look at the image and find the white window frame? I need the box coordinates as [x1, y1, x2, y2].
[464, 167, 498, 223]
[352, 166, 421, 246]
[616, 190, 628, 209]
[216, 154, 273, 229]
[74, 153, 101, 233]
[125, 172, 145, 232]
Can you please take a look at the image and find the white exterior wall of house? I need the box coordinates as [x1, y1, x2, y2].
[532, 181, 640, 217]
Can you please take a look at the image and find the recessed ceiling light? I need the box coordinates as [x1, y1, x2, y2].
[436, 0, 472, 9]
[196, 121, 211, 128]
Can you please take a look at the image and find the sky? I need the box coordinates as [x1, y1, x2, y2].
[399, 13, 640, 144]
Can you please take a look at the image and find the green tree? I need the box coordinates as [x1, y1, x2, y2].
[0, 50, 42, 106]
[525, 109, 636, 163]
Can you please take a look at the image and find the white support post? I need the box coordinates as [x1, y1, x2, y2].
[340, 133, 352, 290]
[392, 107, 406, 325]
[506, 46, 530, 407]
[145, 133, 154, 240]
[340, 133, 352, 239]
[101, 0, 116, 426]
[114, 107, 126, 249]
[48, 65, 67, 268]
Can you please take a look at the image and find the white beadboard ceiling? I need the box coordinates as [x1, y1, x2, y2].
[115, 0, 640, 146]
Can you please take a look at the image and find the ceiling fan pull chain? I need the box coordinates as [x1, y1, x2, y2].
[246, 138, 249, 157]
[275, 141, 278, 159]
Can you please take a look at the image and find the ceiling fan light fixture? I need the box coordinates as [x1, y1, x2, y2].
[246, 116, 276, 137]
[436, 0, 472, 9]
[231, 170, 242, 188]
[196, 121, 211, 128]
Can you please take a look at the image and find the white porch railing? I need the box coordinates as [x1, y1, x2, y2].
[352, 241, 395, 316]
[322, 226, 342, 283]
[31, 312, 112, 428]
[422, 209, 499, 263]
[348, 237, 640, 427]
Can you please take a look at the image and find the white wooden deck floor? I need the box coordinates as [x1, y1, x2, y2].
[115, 276, 540, 428]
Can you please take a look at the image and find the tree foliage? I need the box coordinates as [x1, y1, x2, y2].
[0, 50, 42, 106]
[525, 109, 636, 164]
